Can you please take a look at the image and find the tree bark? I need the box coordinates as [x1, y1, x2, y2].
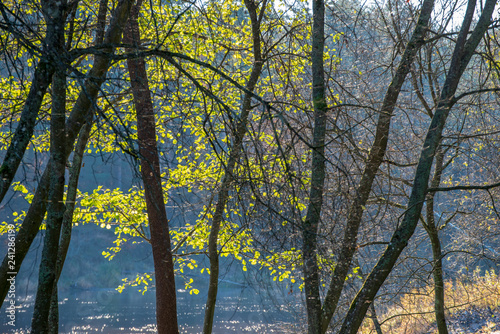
[339, 1, 497, 332]
[370, 301, 384, 334]
[0, 1, 74, 204]
[320, 1, 435, 332]
[124, 2, 179, 333]
[31, 0, 67, 331]
[47, 3, 106, 330]
[47, 1, 107, 330]
[47, 119, 93, 333]
[424, 147, 448, 334]
[0, 0, 134, 308]
[0, 61, 53, 204]
[203, 1, 264, 333]
[302, 1, 326, 334]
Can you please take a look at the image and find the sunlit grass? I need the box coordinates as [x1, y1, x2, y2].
[361, 270, 500, 334]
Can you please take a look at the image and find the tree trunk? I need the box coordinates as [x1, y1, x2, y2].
[202, 2, 264, 333]
[424, 147, 448, 334]
[370, 303, 384, 334]
[48, 3, 107, 330]
[339, 1, 497, 332]
[48, 118, 93, 333]
[31, 1, 67, 331]
[320, 1, 435, 331]
[124, 2, 179, 333]
[302, 1, 326, 334]
[0, 60, 53, 204]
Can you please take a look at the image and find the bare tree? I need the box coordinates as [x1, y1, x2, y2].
[340, 1, 498, 332]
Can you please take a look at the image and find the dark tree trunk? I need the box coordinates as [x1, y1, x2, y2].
[339, 1, 497, 332]
[124, 2, 179, 333]
[370, 301, 384, 334]
[302, 1, 326, 334]
[48, 2, 107, 330]
[424, 147, 448, 334]
[31, 0, 67, 331]
[48, 119, 93, 333]
[0, 60, 53, 204]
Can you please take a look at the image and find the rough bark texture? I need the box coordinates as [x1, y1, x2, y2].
[125, 2, 179, 333]
[48, 285, 58, 333]
[0, 0, 134, 308]
[31, 1, 67, 331]
[302, 1, 326, 334]
[339, 1, 497, 333]
[47, 3, 106, 330]
[320, 1, 435, 331]
[203, 1, 263, 333]
[47, 1, 107, 329]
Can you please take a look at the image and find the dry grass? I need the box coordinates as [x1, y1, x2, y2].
[360, 270, 500, 334]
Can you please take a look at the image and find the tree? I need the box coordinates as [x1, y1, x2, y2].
[201, 1, 265, 332]
[124, 1, 179, 333]
[30, 0, 67, 331]
[295, 0, 436, 332]
[0, 0, 135, 326]
[340, 1, 498, 332]
[301, 1, 327, 334]
[1, 0, 307, 332]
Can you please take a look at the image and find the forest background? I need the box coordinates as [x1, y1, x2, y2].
[1, 0, 500, 333]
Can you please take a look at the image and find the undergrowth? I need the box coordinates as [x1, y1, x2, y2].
[360, 270, 500, 334]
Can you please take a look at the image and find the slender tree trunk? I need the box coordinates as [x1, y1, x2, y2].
[124, 2, 179, 333]
[302, 1, 326, 334]
[356, 262, 384, 334]
[424, 147, 448, 334]
[31, 1, 67, 331]
[0, 0, 74, 203]
[203, 1, 264, 333]
[339, 1, 497, 333]
[0, 0, 134, 308]
[48, 3, 106, 330]
[0, 60, 53, 204]
[48, 119, 93, 333]
[370, 303, 384, 334]
[48, 285, 59, 333]
[320, 1, 435, 331]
